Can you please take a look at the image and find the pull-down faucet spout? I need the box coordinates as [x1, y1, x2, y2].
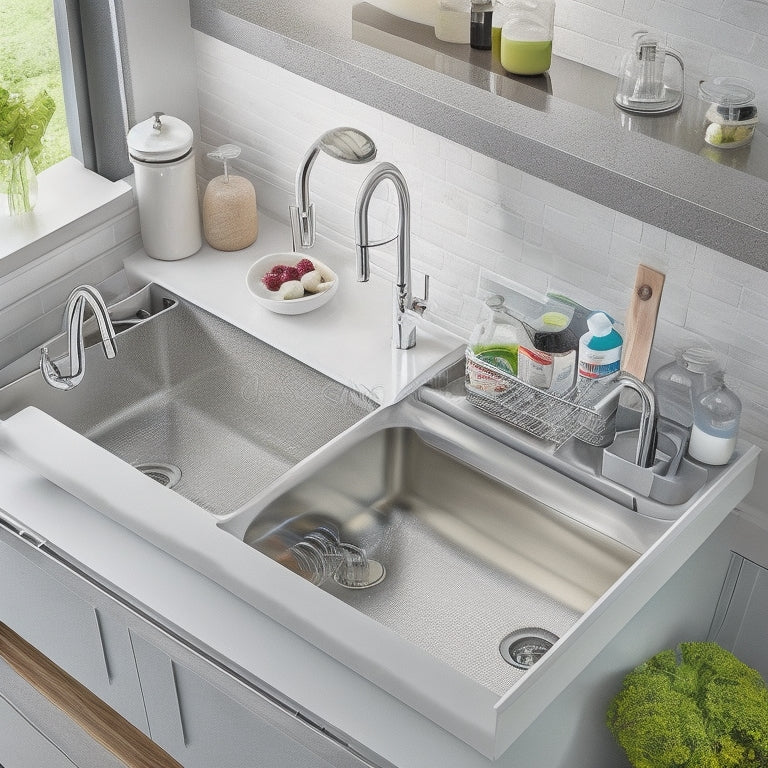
[289, 127, 377, 250]
[39, 285, 117, 391]
[354, 162, 428, 350]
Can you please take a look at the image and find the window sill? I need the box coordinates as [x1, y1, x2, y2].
[0, 157, 134, 280]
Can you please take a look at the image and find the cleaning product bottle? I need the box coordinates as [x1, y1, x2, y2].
[203, 144, 259, 251]
[517, 310, 578, 394]
[688, 375, 741, 465]
[577, 311, 623, 380]
[471, 295, 523, 376]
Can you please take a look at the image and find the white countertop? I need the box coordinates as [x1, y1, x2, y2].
[123, 211, 463, 406]
[0, 212, 761, 766]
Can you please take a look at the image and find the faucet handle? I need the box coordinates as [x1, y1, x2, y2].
[412, 274, 429, 316]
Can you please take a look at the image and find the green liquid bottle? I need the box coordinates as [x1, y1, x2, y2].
[499, 0, 555, 76]
[500, 38, 552, 75]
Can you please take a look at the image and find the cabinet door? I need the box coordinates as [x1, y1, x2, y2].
[0, 537, 148, 732]
[709, 554, 768, 680]
[130, 631, 350, 768]
[0, 695, 76, 768]
[0, 539, 109, 696]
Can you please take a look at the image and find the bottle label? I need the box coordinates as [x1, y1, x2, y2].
[518, 345, 553, 389]
[578, 345, 621, 379]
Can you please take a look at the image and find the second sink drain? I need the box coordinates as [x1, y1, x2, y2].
[134, 462, 182, 489]
[499, 628, 559, 670]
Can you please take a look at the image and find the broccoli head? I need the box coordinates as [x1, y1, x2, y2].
[607, 642, 768, 768]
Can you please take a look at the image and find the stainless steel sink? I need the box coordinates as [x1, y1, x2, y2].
[0, 285, 376, 515]
[225, 396, 645, 694]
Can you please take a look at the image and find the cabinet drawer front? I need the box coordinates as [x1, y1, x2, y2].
[0, 540, 109, 697]
[0, 695, 77, 768]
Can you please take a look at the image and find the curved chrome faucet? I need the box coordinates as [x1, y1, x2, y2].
[39, 285, 117, 390]
[289, 127, 377, 250]
[594, 371, 658, 467]
[354, 162, 428, 350]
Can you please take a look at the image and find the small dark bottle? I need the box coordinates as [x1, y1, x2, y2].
[470, 1, 494, 50]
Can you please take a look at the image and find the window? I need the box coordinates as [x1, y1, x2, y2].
[0, 0, 70, 172]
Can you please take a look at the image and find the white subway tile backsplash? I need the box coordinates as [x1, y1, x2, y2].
[191, 32, 768, 474]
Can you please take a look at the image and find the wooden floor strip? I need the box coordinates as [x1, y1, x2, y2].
[0, 622, 183, 768]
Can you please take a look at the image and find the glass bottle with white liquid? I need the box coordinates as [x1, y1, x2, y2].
[688, 376, 741, 466]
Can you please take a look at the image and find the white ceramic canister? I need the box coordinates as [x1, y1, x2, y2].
[127, 112, 202, 261]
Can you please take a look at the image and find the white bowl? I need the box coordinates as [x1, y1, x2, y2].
[246, 253, 339, 315]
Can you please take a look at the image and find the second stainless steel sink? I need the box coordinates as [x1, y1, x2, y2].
[224, 395, 646, 694]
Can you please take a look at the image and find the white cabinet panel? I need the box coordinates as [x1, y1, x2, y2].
[0, 537, 148, 733]
[130, 630, 349, 768]
[0, 696, 76, 768]
[0, 539, 108, 696]
[709, 554, 768, 680]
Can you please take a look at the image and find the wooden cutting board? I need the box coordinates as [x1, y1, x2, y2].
[621, 264, 665, 380]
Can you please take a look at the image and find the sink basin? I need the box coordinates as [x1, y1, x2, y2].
[224, 395, 648, 694]
[0, 285, 376, 515]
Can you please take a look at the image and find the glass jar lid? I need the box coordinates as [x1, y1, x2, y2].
[698, 77, 755, 108]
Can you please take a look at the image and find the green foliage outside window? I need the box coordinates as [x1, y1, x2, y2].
[0, 0, 70, 172]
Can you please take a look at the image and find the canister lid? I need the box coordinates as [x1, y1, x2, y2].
[127, 112, 194, 162]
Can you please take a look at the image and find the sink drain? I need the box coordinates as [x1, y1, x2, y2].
[134, 462, 182, 489]
[499, 629, 559, 670]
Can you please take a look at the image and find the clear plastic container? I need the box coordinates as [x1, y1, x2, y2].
[435, 0, 471, 43]
[688, 375, 741, 466]
[699, 77, 758, 149]
[470, 295, 524, 378]
[652, 346, 718, 428]
[500, 0, 555, 76]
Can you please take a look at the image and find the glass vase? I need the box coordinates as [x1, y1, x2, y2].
[2, 150, 38, 215]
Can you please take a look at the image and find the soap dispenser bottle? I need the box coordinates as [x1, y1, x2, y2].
[688, 375, 741, 466]
[202, 144, 259, 251]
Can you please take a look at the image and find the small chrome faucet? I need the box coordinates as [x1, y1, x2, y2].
[354, 162, 428, 350]
[290, 127, 377, 250]
[594, 371, 658, 467]
[40, 285, 117, 391]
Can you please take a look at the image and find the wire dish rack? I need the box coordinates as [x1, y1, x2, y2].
[465, 350, 618, 447]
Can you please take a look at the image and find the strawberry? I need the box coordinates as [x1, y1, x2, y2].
[296, 258, 315, 276]
[262, 272, 282, 291]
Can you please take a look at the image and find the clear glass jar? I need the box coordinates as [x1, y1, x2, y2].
[435, 0, 471, 43]
[688, 375, 741, 466]
[652, 346, 718, 428]
[500, 0, 555, 76]
[699, 77, 757, 149]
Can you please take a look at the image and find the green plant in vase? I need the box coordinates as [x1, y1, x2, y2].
[0, 85, 56, 214]
[607, 642, 768, 768]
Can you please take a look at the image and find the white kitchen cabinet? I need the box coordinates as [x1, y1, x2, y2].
[130, 630, 360, 768]
[0, 525, 376, 768]
[0, 537, 148, 732]
[709, 553, 768, 679]
[0, 695, 77, 768]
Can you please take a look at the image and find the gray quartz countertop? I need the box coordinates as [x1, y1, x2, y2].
[191, 0, 768, 271]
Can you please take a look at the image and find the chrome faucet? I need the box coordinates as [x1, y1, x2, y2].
[39, 285, 117, 390]
[290, 127, 377, 250]
[594, 371, 658, 467]
[354, 162, 428, 350]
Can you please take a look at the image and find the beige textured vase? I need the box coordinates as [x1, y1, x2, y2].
[202, 174, 259, 251]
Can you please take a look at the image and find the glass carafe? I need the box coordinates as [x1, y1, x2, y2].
[500, 0, 555, 76]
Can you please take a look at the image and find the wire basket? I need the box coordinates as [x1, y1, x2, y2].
[465, 350, 617, 447]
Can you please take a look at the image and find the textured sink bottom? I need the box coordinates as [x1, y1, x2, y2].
[0, 287, 376, 516]
[241, 423, 640, 693]
[86, 398, 296, 515]
[321, 506, 582, 695]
